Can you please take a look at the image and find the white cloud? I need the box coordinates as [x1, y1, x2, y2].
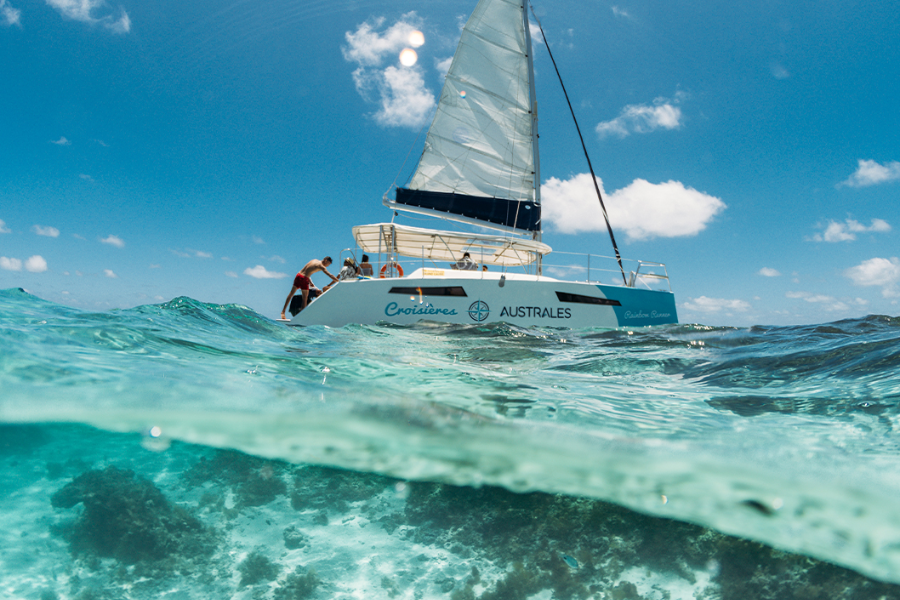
[1, 0, 21, 26]
[359, 65, 435, 128]
[435, 56, 453, 79]
[682, 296, 751, 313]
[79, 174, 95, 182]
[758, 267, 781, 277]
[45, 0, 130, 34]
[845, 257, 900, 298]
[343, 13, 422, 66]
[596, 92, 686, 138]
[268, 255, 286, 264]
[252, 236, 265, 245]
[25, 255, 48, 273]
[809, 218, 891, 242]
[100, 234, 125, 248]
[787, 291, 831, 303]
[225, 271, 238, 278]
[785, 291, 850, 311]
[104, 268, 117, 278]
[244, 265, 287, 279]
[770, 63, 790, 79]
[50, 136, 71, 146]
[344, 14, 436, 129]
[172, 248, 213, 258]
[839, 159, 900, 188]
[611, 6, 631, 18]
[0, 219, 10, 234]
[32, 224, 60, 237]
[1, 257, 23, 271]
[105, 8, 128, 33]
[527, 21, 544, 45]
[541, 173, 725, 240]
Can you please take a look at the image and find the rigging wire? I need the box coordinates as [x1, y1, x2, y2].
[529, 4, 628, 286]
[387, 120, 430, 196]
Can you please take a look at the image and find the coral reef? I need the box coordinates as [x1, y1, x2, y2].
[238, 551, 280, 587]
[291, 464, 391, 514]
[283, 525, 307, 549]
[608, 581, 644, 599]
[183, 449, 288, 507]
[273, 565, 320, 600]
[398, 480, 900, 600]
[51, 466, 217, 566]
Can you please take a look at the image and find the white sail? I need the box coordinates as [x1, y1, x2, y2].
[408, 0, 535, 204]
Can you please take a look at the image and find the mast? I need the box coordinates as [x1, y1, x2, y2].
[530, 5, 628, 286]
[523, 0, 542, 275]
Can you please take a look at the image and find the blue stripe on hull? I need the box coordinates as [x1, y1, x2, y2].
[599, 285, 679, 327]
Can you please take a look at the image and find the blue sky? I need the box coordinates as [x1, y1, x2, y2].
[1, 0, 898, 326]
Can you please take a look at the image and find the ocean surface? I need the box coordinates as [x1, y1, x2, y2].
[2, 287, 900, 600]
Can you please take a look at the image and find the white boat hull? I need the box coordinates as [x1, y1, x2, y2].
[287, 268, 677, 328]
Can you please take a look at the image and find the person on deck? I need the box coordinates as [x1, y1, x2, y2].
[454, 252, 478, 271]
[322, 257, 358, 293]
[337, 257, 358, 281]
[358, 254, 374, 277]
[281, 256, 338, 319]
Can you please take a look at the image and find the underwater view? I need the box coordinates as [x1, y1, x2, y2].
[3, 287, 900, 599]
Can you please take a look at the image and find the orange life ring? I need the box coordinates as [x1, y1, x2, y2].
[379, 262, 404, 278]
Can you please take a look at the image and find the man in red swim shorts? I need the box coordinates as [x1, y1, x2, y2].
[280, 257, 338, 319]
[293, 272, 312, 290]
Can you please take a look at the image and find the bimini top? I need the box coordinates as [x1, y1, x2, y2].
[352, 223, 551, 267]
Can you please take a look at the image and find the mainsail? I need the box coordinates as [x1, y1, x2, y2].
[389, 0, 540, 232]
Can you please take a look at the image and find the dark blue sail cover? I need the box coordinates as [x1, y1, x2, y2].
[395, 188, 541, 232]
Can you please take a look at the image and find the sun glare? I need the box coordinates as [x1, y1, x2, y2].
[408, 30, 425, 47]
[399, 48, 418, 67]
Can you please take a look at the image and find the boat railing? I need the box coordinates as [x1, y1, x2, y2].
[542, 252, 672, 292]
[343, 248, 671, 292]
[628, 260, 672, 291]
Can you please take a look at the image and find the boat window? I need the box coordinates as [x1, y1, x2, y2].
[555, 291, 621, 306]
[389, 286, 467, 297]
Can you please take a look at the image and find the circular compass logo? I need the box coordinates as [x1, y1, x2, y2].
[468, 300, 490, 322]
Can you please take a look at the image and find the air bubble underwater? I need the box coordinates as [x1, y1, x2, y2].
[141, 425, 171, 452]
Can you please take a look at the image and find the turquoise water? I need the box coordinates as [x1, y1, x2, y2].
[2, 287, 900, 599]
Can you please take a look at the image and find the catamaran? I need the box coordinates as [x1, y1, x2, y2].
[287, 0, 677, 328]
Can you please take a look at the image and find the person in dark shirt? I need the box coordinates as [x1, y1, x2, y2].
[358, 254, 374, 277]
